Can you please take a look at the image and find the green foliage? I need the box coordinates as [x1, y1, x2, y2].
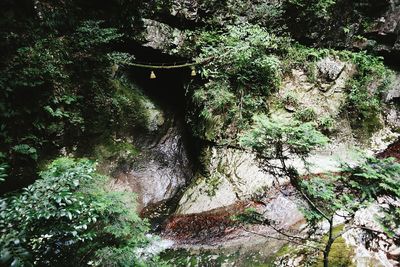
[240, 115, 328, 158]
[192, 24, 290, 141]
[317, 115, 336, 134]
[300, 175, 355, 227]
[343, 157, 400, 237]
[0, 16, 143, 188]
[192, 81, 237, 140]
[286, 0, 337, 18]
[294, 108, 317, 122]
[74, 21, 123, 49]
[199, 23, 284, 91]
[190, 21, 390, 144]
[251, 2, 285, 30]
[299, 157, 400, 237]
[340, 51, 392, 135]
[0, 0, 147, 191]
[0, 158, 155, 266]
[11, 145, 38, 161]
[281, 93, 300, 110]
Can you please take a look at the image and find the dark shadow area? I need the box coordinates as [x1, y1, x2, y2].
[131, 47, 203, 149]
[124, 48, 205, 230]
[128, 45, 191, 103]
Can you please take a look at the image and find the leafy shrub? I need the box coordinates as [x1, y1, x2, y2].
[240, 115, 328, 157]
[286, 0, 337, 18]
[341, 52, 391, 135]
[299, 156, 400, 237]
[0, 157, 156, 266]
[282, 93, 300, 110]
[343, 157, 400, 237]
[294, 108, 317, 122]
[11, 145, 38, 161]
[192, 24, 288, 141]
[0, 19, 141, 189]
[317, 115, 336, 134]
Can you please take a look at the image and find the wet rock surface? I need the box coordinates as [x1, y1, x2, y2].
[111, 116, 193, 210]
[378, 138, 400, 160]
[165, 186, 304, 240]
[176, 146, 277, 215]
[363, 0, 400, 59]
[159, 186, 306, 265]
[384, 74, 400, 130]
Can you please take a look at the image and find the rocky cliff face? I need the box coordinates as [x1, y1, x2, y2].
[106, 1, 400, 265]
[138, 0, 400, 60]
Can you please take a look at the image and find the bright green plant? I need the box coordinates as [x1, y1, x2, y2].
[0, 157, 158, 267]
[294, 108, 317, 122]
[240, 115, 328, 160]
[192, 24, 289, 141]
[340, 51, 392, 136]
[317, 115, 336, 134]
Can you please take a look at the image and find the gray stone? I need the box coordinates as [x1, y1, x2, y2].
[343, 204, 400, 267]
[316, 57, 346, 81]
[284, 104, 296, 112]
[108, 117, 192, 210]
[176, 147, 276, 214]
[386, 107, 400, 129]
[127, 119, 192, 209]
[384, 74, 400, 103]
[319, 83, 332, 92]
[141, 19, 186, 55]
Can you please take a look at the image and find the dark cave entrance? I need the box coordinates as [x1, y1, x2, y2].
[127, 45, 203, 166]
[126, 45, 196, 112]
[125, 46, 200, 154]
[124, 46, 204, 230]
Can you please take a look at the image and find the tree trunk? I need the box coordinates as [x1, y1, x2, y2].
[323, 245, 332, 267]
[323, 219, 334, 267]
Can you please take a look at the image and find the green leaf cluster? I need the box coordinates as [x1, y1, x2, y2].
[294, 108, 317, 123]
[341, 52, 392, 136]
[191, 24, 291, 141]
[0, 157, 155, 266]
[343, 157, 400, 237]
[287, 0, 337, 18]
[240, 115, 328, 158]
[0, 16, 145, 189]
[300, 157, 400, 236]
